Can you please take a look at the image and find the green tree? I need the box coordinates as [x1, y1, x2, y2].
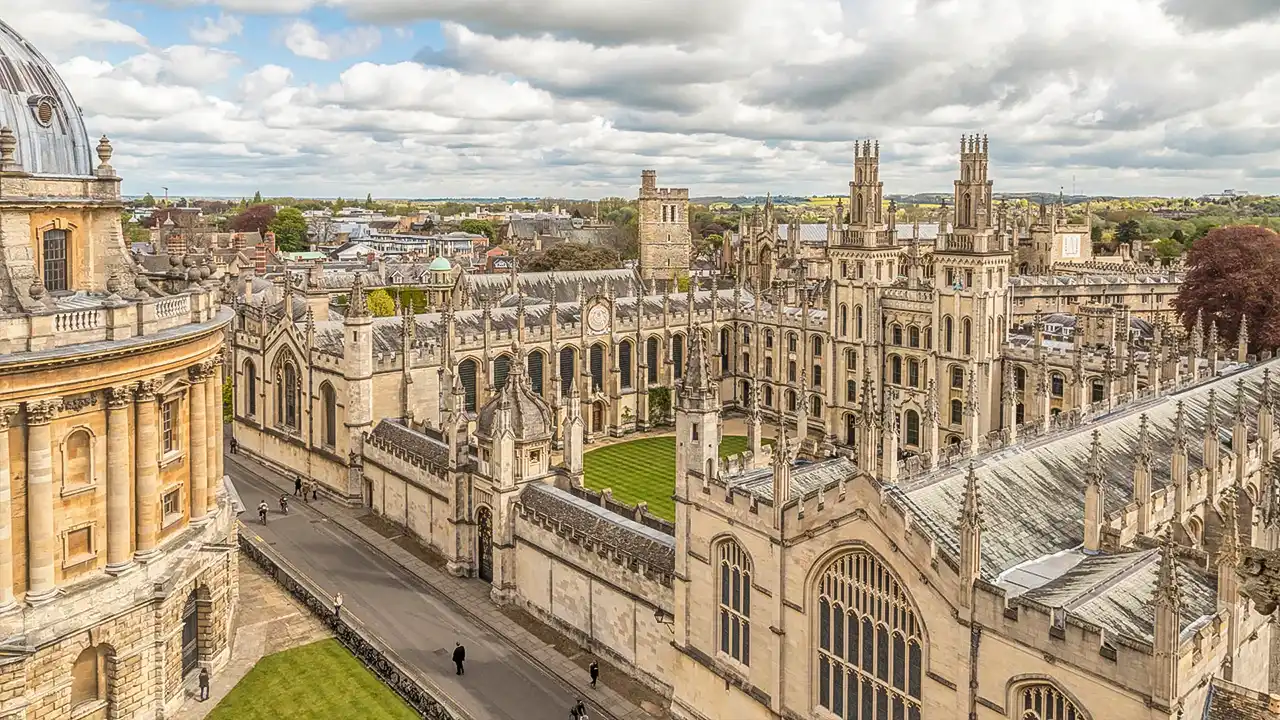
[141, 193, 156, 207]
[522, 243, 620, 272]
[252, 191, 263, 203]
[1115, 219, 1142, 245]
[460, 219, 496, 242]
[1171, 228, 1186, 243]
[1090, 225, 1103, 243]
[223, 376, 234, 424]
[365, 193, 374, 209]
[648, 387, 672, 426]
[268, 206, 309, 252]
[1152, 238, 1184, 262]
[366, 289, 396, 317]
[676, 275, 691, 292]
[124, 222, 150, 246]
[333, 197, 345, 211]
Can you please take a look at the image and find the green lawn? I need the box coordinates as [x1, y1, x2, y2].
[583, 435, 754, 521]
[206, 639, 418, 720]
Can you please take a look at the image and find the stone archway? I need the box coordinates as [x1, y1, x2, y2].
[476, 507, 494, 583]
[181, 590, 200, 677]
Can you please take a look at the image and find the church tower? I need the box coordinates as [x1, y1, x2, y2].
[343, 273, 374, 501]
[638, 170, 691, 284]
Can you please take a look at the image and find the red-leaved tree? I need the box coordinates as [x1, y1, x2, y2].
[228, 204, 277, 234]
[1173, 225, 1280, 354]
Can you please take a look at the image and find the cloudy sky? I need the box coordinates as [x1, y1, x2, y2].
[6, 0, 1279, 199]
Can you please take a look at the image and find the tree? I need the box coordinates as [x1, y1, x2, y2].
[124, 222, 150, 246]
[522, 243, 620, 272]
[1152, 238, 1183, 263]
[1171, 228, 1186, 243]
[366, 289, 396, 317]
[229, 204, 277, 234]
[1173, 226, 1280, 355]
[268, 207, 308, 252]
[1090, 225, 1103, 243]
[365, 193, 374, 209]
[141, 193, 156, 207]
[252, 191, 263, 203]
[1115, 219, 1142, 245]
[460, 219, 496, 242]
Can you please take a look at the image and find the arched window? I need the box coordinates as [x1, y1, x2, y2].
[839, 304, 849, 337]
[855, 306, 864, 339]
[813, 364, 823, 387]
[590, 344, 605, 392]
[847, 380, 857, 402]
[765, 330, 774, 349]
[765, 357, 774, 377]
[891, 325, 903, 346]
[1017, 682, 1088, 720]
[646, 337, 660, 384]
[765, 386, 773, 407]
[1014, 366, 1026, 392]
[71, 645, 102, 708]
[908, 326, 920, 348]
[718, 539, 752, 666]
[943, 316, 954, 353]
[720, 328, 731, 372]
[492, 354, 512, 391]
[788, 333, 798, 353]
[905, 410, 920, 446]
[890, 356, 902, 385]
[787, 390, 797, 412]
[951, 366, 965, 389]
[812, 336, 824, 357]
[619, 340, 633, 390]
[277, 358, 299, 429]
[846, 349, 857, 373]
[63, 428, 92, 488]
[742, 326, 751, 344]
[811, 395, 823, 417]
[951, 399, 963, 425]
[243, 360, 257, 417]
[320, 382, 336, 448]
[907, 359, 919, 389]
[1015, 403, 1025, 425]
[1091, 378, 1105, 403]
[962, 318, 972, 355]
[459, 358, 478, 411]
[559, 347, 576, 395]
[672, 335, 685, 380]
[816, 551, 923, 720]
[845, 414, 857, 446]
[43, 229, 69, 293]
[528, 351, 545, 395]
[1051, 373, 1064, 398]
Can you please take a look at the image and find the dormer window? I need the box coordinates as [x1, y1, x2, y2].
[43, 229, 68, 292]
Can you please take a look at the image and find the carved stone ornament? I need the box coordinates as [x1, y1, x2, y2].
[1240, 547, 1280, 615]
[133, 379, 162, 401]
[62, 394, 98, 413]
[25, 399, 63, 426]
[0, 406, 17, 431]
[106, 386, 133, 408]
[189, 360, 217, 382]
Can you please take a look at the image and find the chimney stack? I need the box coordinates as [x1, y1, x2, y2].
[254, 243, 267, 274]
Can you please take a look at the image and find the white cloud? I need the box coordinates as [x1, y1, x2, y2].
[282, 19, 381, 60]
[5, 0, 145, 59]
[189, 13, 244, 44]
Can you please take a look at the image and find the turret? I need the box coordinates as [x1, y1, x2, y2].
[772, 418, 793, 530]
[1172, 401, 1189, 517]
[1151, 534, 1181, 709]
[1133, 414, 1152, 534]
[676, 328, 720, 488]
[1084, 429, 1104, 553]
[957, 463, 983, 608]
[1238, 313, 1250, 363]
[343, 272, 374, 499]
[1234, 378, 1249, 487]
[1205, 389, 1221, 497]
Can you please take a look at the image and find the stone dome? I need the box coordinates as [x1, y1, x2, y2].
[0, 20, 93, 176]
[475, 360, 553, 443]
[428, 256, 452, 272]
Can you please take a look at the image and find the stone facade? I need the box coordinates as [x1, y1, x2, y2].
[638, 170, 692, 282]
[0, 19, 237, 720]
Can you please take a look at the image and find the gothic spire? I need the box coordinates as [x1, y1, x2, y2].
[683, 327, 713, 393]
[1173, 400, 1188, 451]
[1136, 413, 1152, 465]
[1206, 388, 1219, 432]
[347, 271, 370, 318]
[1087, 429, 1104, 489]
[1156, 531, 1181, 604]
[959, 462, 983, 531]
[1235, 377, 1248, 423]
[1221, 487, 1242, 566]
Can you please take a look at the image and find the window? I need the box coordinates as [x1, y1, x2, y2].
[839, 304, 849, 337]
[460, 358, 479, 411]
[788, 361, 797, 383]
[812, 336, 824, 357]
[908, 326, 920, 348]
[816, 551, 923, 720]
[276, 358, 299, 430]
[718, 540, 752, 666]
[951, 399, 963, 426]
[813, 365, 823, 387]
[907, 360, 920, 389]
[1015, 403, 1025, 424]
[63, 428, 92, 488]
[493, 355, 512, 391]
[856, 306, 864, 339]
[529, 351, 546, 395]
[243, 361, 257, 416]
[742, 352, 750, 373]
[162, 398, 179, 454]
[1051, 373, 1065, 398]
[811, 395, 823, 418]
[66, 526, 92, 562]
[905, 410, 920, 446]
[559, 347, 576, 395]
[847, 380, 857, 402]
[1018, 683, 1086, 720]
[951, 366, 965, 389]
[846, 349, 857, 373]
[765, 386, 773, 407]
[590, 344, 605, 392]
[42, 229, 68, 293]
[765, 357, 774, 377]
[673, 336, 685, 380]
[743, 327, 751, 344]
[320, 382, 336, 447]
[788, 333, 798, 353]
[890, 356, 902, 385]
[619, 340, 633, 390]
[891, 325, 903, 346]
[71, 646, 101, 708]
[841, 261, 849, 278]
[962, 318, 972, 355]
[646, 338, 659, 384]
[1014, 366, 1026, 392]
[1091, 378, 1105, 403]
[944, 316, 954, 353]
[162, 488, 180, 518]
[787, 390, 797, 412]
[765, 330, 774, 349]
[720, 328, 731, 372]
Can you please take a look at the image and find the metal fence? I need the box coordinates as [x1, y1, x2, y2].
[238, 531, 472, 720]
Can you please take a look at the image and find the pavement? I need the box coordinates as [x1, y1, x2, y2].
[224, 447, 660, 720]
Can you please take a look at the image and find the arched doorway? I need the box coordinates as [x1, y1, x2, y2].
[181, 591, 200, 676]
[592, 401, 605, 433]
[476, 507, 494, 583]
[845, 413, 856, 446]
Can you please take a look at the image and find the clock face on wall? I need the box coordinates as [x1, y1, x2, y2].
[588, 305, 609, 333]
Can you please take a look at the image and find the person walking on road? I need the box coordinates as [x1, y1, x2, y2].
[452, 642, 466, 675]
[589, 660, 599, 688]
[229, 437, 238, 454]
[294, 475, 303, 497]
[198, 667, 210, 701]
[333, 592, 343, 619]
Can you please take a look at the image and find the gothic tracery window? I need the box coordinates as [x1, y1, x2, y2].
[817, 551, 923, 720]
[718, 539, 752, 666]
[1018, 683, 1086, 720]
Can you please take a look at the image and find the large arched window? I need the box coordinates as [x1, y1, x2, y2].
[459, 358, 478, 411]
[904, 410, 920, 446]
[720, 328, 731, 372]
[43, 228, 69, 293]
[816, 551, 923, 720]
[493, 355, 512, 391]
[855, 306, 864, 339]
[243, 360, 257, 417]
[839, 304, 849, 337]
[672, 335, 685, 380]
[276, 356, 299, 429]
[943, 316, 954, 353]
[619, 340, 633, 390]
[718, 539, 752, 666]
[528, 351, 545, 395]
[559, 347, 576, 395]
[320, 382, 336, 448]
[1016, 682, 1088, 720]
[646, 337, 660, 384]
[590, 344, 605, 392]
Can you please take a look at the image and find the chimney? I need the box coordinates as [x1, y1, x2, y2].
[166, 231, 186, 257]
[233, 232, 245, 251]
[254, 243, 267, 274]
[264, 230, 278, 252]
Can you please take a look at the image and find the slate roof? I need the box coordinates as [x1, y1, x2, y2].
[725, 457, 859, 502]
[367, 419, 451, 468]
[519, 483, 675, 574]
[894, 359, 1280, 580]
[465, 268, 642, 305]
[476, 363, 554, 442]
[1016, 549, 1217, 643]
[1202, 678, 1280, 720]
[1008, 273, 1181, 287]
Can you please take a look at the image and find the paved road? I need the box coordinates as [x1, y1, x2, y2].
[228, 462, 596, 720]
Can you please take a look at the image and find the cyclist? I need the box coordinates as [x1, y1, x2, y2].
[279, 493, 289, 515]
[257, 500, 268, 525]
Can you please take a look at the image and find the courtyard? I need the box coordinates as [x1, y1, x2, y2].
[583, 434, 761, 520]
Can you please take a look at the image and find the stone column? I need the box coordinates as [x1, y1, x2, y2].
[24, 399, 61, 604]
[134, 380, 161, 560]
[105, 387, 134, 573]
[206, 360, 222, 513]
[189, 365, 209, 522]
[0, 406, 17, 611]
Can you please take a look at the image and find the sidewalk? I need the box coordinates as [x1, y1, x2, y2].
[225, 446, 667, 720]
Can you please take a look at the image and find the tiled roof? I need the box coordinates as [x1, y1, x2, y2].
[367, 419, 451, 469]
[725, 457, 859, 502]
[1203, 678, 1280, 720]
[519, 483, 675, 575]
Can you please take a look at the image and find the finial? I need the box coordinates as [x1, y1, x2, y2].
[1087, 429, 1103, 487]
[1156, 531, 1181, 601]
[1137, 414, 1151, 463]
[959, 462, 983, 530]
[96, 135, 114, 170]
[1206, 388, 1218, 429]
[1173, 400, 1188, 450]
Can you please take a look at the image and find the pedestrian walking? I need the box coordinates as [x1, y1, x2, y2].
[311, 481, 318, 501]
[333, 592, 343, 619]
[198, 667, 210, 701]
[229, 437, 238, 454]
[294, 476, 303, 497]
[589, 660, 599, 688]
[452, 642, 466, 675]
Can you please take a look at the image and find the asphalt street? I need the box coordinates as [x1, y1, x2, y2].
[228, 461, 602, 720]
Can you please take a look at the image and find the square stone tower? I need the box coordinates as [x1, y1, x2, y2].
[637, 170, 691, 283]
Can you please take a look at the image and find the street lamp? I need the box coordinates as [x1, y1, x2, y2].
[654, 607, 675, 633]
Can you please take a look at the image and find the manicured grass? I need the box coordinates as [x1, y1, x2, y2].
[583, 435, 754, 521]
[206, 639, 418, 720]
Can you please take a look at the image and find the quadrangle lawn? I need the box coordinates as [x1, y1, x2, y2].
[583, 435, 757, 521]
[206, 639, 418, 720]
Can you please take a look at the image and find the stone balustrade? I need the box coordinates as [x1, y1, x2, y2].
[0, 289, 220, 355]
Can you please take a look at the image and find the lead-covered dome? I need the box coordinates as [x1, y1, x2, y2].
[0, 20, 93, 176]
[476, 359, 553, 443]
